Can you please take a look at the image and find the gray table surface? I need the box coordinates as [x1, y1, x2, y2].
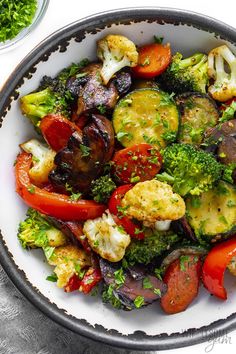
[0, 264, 152, 354]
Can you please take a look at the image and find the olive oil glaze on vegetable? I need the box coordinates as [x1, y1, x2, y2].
[15, 33, 236, 314]
[0, 0, 37, 42]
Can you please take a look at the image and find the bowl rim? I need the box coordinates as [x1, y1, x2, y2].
[1, 6, 236, 351]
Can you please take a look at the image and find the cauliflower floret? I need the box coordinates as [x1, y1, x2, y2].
[208, 45, 236, 102]
[97, 34, 138, 85]
[83, 211, 131, 262]
[228, 256, 236, 276]
[121, 179, 185, 223]
[48, 245, 91, 288]
[20, 139, 56, 185]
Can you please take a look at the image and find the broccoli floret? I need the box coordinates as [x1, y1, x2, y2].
[20, 59, 90, 127]
[91, 175, 116, 203]
[159, 52, 208, 94]
[18, 208, 67, 249]
[125, 230, 180, 265]
[160, 143, 222, 196]
[208, 45, 236, 102]
[20, 139, 56, 185]
[97, 34, 138, 85]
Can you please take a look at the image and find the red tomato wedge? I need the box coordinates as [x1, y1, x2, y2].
[40, 114, 82, 152]
[202, 236, 236, 300]
[108, 185, 144, 240]
[112, 143, 162, 184]
[132, 43, 171, 79]
[15, 152, 106, 221]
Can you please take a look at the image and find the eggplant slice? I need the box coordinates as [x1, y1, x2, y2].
[100, 259, 167, 310]
[176, 92, 219, 145]
[49, 114, 115, 194]
[76, 63, 119, 116]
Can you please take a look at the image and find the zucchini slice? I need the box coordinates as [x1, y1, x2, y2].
[186, 181, 236, 242]
[176, 92, 219, 145]
[112, 89, 179, 148]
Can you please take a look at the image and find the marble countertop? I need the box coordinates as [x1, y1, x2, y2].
[0, 1, 236, 353]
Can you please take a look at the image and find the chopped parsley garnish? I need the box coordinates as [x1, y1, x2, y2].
[179, 255, 190, 271]
[97, 104, 106, 114]
[74, 263, 86, 279]
[154, 268, 163, 281]
[43, 246, 55, 260]
[46, 273, 58, 282]
[79, 144, 91, 157]
[161, 130, 176, 143]
[93, 240, 99, 248]
[117, 205, 129, 217]
[114, 268, 125, 287]
[27, 185, 35, 194]
[142, 277, 153, 289]
[65, 183, 82, 201]
[153, 288, 161, 296]
[69, 192, 82, 201]
[116, 131, 133, 142]
[134, 295, 145, 308]
[227, 200, 236, 207]
[130, 175, 140, 183]
[154, 35, 164, 44]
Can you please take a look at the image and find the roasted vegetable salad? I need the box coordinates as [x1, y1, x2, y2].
[16, 34, 236, 314]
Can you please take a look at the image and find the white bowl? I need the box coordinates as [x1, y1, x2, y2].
[0, 7, 236, 350]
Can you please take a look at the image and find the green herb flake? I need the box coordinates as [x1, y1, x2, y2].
[46, 273, 58, 282]
[227, 200, 236, 208]
[93, 240, 99, 248]
[154, 268, 163, 281]
[79, 144, 91, 157]
[154, 35, 164, 44]
[134, 295, 145, 308]
[153, 288, 161, 296]
[97, 104, 106, 114]
[116, 131, 133, 142]
[74, 263, 86, 279]
[219, 215, 228, 225]
[117, 225, 126, 234]
[32, 156, 40, 163]
[76, 72, 88, 79]
[27, 185, 35, 194]
[117, 205, 129, 217]
[180, 255, 190, 272]
[119, 98, 133, 107]
[114, 268, 125, 287]
[141, 57, 150, 66]
[130, 175, 140, 183]
[43, 246, 55, 260]
[142, 277, 153, 289]
[69, 192, 82, 201]
[161, 130, 176, 143]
